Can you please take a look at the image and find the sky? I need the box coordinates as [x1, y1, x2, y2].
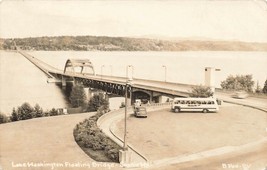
[0, 0, 267, 42]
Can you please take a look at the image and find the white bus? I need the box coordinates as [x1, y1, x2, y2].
[171, 97, 219, 113]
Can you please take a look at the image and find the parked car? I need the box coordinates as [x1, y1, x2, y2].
[134, 106, 147, 118]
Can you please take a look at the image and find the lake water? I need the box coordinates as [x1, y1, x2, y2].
[1, 50, 267, 114]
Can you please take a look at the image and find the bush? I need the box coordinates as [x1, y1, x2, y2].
[74, 108, 121, 162]
[0, 113, 9, 124]
[119, 102, 125, 108]
[221, 74, 255, 92]
[87, 93, 109, 112]
[190, 85, 214, 98]
[17, 102, 34, 120]
[49, 108, 60, 116]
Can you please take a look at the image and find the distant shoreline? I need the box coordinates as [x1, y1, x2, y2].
[1, 36, 267, 51]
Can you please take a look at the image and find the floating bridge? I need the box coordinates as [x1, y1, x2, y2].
[18, 49, 196, 103]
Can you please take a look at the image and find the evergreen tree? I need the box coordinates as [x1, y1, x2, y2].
[69, 84, 87, 108]
[87, 93, 109, 112]
[17, 102, 34, 120]
[263, 79, 267, 94]
[255, 81, 262, 93]
[11, 107, 18, 121]
[49, 108, 58, 116]
[34, 104, 43, 117]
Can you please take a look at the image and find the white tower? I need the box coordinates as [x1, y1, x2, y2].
[205, 67, 220, 93]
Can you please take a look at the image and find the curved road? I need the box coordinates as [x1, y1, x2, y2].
[0, 104, 266, 170]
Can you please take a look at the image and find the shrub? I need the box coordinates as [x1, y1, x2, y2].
[119, 102, 125, 108]
[0, 113, 9, 124]
[221, 74, 255, 92]
[87, 93, 109, 112]
[49, 108, 59, 116]
[17, 102, 34, 120]
[107, 148, 120, 161]
[190, 85, 214, 98]
[73, 108, 121, 162]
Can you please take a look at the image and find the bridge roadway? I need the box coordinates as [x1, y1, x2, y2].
[18, 50, 267, 110]
[18, 50, 195, 97]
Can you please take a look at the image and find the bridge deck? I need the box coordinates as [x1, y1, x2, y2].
[18, 49, 194, 97]
[17, 50, 267, 110]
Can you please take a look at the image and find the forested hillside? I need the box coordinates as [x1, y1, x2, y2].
[1, 36, 267, 51]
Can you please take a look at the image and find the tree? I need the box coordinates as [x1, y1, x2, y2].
[221, 74, 255, 92]
[69, 84, 87, 108]
[17, 102, 34, 120]
[0, 113, 9, 124]
[263, 79, 267, 94]
[10, 107, 18, 121]
[87, 93, 109, 112]
[190, 85, 214, 98]
[255, 81, 262, 93]
[49, 108, 58, 116]
[34, 104, 43, 117]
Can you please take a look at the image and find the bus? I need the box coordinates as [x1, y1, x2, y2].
[171, 97, 219, 113]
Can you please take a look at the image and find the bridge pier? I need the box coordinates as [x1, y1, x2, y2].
[62, 77, 66, 87]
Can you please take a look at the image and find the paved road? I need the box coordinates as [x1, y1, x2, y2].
[150, 141, 267, 170]
[0, 113, 122, 170]
[97, 104, 172, 168]
[112, 104, 267, 170]
[97, 108, 148, 167]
